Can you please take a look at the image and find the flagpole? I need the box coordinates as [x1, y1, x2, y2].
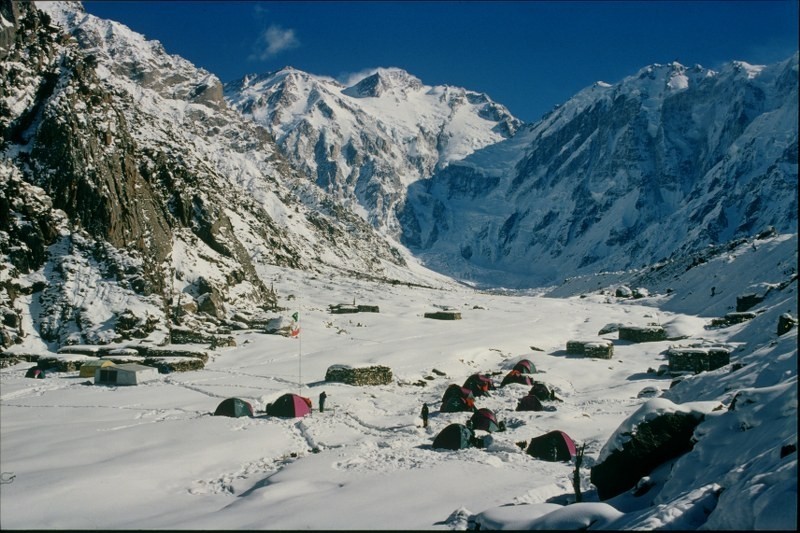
[290, 307, 302, 394]
[298, 309, 302, 394]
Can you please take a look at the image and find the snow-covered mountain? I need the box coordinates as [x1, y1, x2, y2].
[2, 1, 796, 350]
[400, 56, 799, 288]
[0, 1, 448, 350]
[224, 66, 521, 232]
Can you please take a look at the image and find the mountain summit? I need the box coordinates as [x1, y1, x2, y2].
[224, 66, 522, 232]
[342, 67, 424, 98]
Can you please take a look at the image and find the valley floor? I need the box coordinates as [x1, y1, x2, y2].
[0, 266, 796, 530]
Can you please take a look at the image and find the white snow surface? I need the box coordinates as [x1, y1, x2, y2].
[2, 245, 797, 529]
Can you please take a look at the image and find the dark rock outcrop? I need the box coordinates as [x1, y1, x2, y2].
[590, 411, 704, 500]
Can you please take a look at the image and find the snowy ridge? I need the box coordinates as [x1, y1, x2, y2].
[401, 54, 798, 288]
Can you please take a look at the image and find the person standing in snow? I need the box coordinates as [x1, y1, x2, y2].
[421, 403, 429, 428]
[319, 391, 327, 413]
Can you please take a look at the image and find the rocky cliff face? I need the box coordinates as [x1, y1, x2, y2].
[0, 1, 420, 349]
[400, 57, 799, 287]
[225, 66, 522, 234]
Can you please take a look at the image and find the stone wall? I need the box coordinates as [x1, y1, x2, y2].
[170, 326, 235, 348]
[709, 312, 757, 328]
[424, 311, 462, 320]
[325, 364, 393, 385]
[567, 339, 614, 359]
[329, 304, 380, 314]
[736, 293, 764, 312]
[618, 325, 667, 343]
[37, 344, 210, 371]
[143, 356, 205, 373]
[667, 345, 732, 374]
[330, 304, 359, 314]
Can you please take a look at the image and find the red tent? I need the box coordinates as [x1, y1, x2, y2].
[463, 373, 495, 396]
[526, 430, 577, 462]
[516, 394, 544, 412]
[468, 408, 501, 432]
[512, 359, 536, 374]
[501, 369, 533, 387]
[266, 393, 312, 418]
[529, 382, 556, 402]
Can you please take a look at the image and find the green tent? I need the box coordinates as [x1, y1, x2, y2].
[214, 397, 254, 418]
[433, 423, 475, 450]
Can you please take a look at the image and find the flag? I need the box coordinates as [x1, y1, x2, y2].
[292, 312, 299, 322]
[290, 325, 300, 338]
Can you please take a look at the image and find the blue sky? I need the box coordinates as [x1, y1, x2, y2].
[81, 1, 799, 123]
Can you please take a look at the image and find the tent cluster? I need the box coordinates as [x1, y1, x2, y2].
[516, 382, 560, 412]
[211, 393, 313, 420]
[432, 357, 578, 462]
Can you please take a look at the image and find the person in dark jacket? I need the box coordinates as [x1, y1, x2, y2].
[421, 403, 429, 428]
[319, 391, 327, 413]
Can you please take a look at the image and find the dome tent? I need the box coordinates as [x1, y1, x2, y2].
[432, 423, 476, 450]
[25, 366, 44, 379]
[516, 394, 544, 412]
[214, 397, 254, 418]
[462, 373, 495, 397]
[467, 408, 502, 433]
[512, 358, 536, 374]
[440, 384, 476, 412]
[501, 369, 533, 387]
[265, 393, 312, 418]
[529, 381, 558, 402]
[526, 430, 577, 462]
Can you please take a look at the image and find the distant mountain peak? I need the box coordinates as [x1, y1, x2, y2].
[342, 67, 423, 98]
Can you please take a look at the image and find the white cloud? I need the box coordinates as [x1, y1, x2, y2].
[250, 24, 300, 61]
